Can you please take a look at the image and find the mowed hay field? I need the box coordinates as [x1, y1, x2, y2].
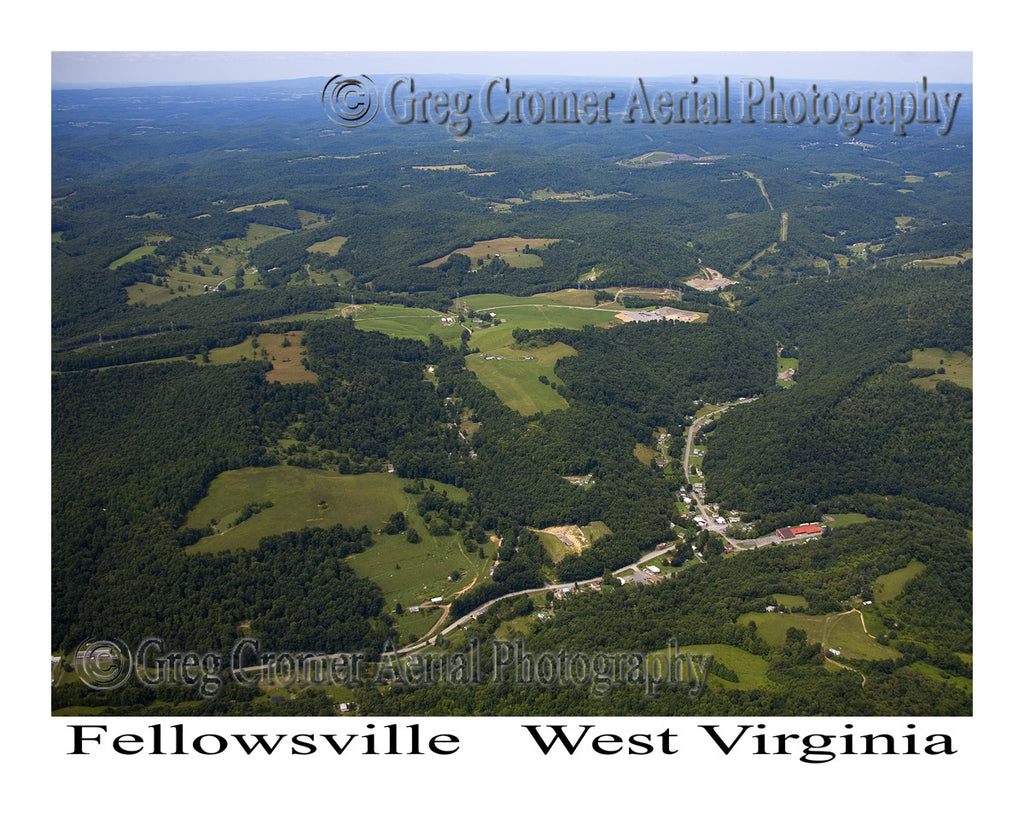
[262, 332, 317, 384]
[466, 343, 575, 415]
[461, 290, 622, 414]
[347, 304, 465, 346]
[205, 332, 317, 384]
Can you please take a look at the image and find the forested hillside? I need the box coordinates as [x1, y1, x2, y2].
[52, 77, 972, 716]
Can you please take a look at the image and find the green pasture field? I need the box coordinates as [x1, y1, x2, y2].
[462, 289, 605, 312]
[420, 236, 556, 268]
[457, 291, 621, 414]
[392, 607, 449, 645]
[205, 339, 256, 364]
[583, 521, 612, 543]
[184, 467, 464, 552]
[908, 661, 972, 693]
[648, 643, 771, 690]
[109, 245, 157, 269]
[348, 304, 465, 346]
[466, 342, 575, 414]
[873, 558, 927, 604]
[737, 610, 900, 662]
[254, 302, 452, 333]
[231, 222, 293, 248]
[770, 593, 809, 609]
[183, 467, 487, 636]
[296, 209, 329, 228]
[306, 235, 348, 255]
[902, 348, 973, 390]
[491, 250, 543, 268]
[347, 526, 490, 616]
[824, 513, 871, 528]
[124, 223, 291, 305]
[536, 530, 572, 563]
[125, 281, 177, 306]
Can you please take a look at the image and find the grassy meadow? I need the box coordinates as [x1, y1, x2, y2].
[648, 643, 772, 690]
[124, 222, 302, 306]
[182, 467, 491, 639]
[737, 609, 900, 662]
[458, 290, 621, 414]
[902, 348, 973, 390]
[873, 559, 927, 604]
[420, 236, 556, 267]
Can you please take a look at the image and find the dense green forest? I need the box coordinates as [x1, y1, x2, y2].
[51, 77, 972, 716]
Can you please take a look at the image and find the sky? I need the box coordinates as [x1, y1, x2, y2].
[51, 50, 973, 88]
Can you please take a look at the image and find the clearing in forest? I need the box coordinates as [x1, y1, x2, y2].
[181, 468, 487, 627]
[901, 348, 973, 391]
[306, 235, 348, 255]
[685, 268, 737, 291]
[229, 199, 289, 212]
[536, 522, 611, 562]
[737, 610, 900, 663]
[421, 237, 556, 268]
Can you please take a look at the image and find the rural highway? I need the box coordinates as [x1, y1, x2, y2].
[402, 396, 766, 656]
[682, 398, 760, 552]
[398, 544, 676, 655]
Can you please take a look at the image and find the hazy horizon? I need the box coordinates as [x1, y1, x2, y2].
[51, 51, 973, 90]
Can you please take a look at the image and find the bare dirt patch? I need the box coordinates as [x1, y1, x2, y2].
[616, 306, 701, 323]
[539, 525, 590, 554]
[612, 286, 684, 302]
[685, 268, 738, 291]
